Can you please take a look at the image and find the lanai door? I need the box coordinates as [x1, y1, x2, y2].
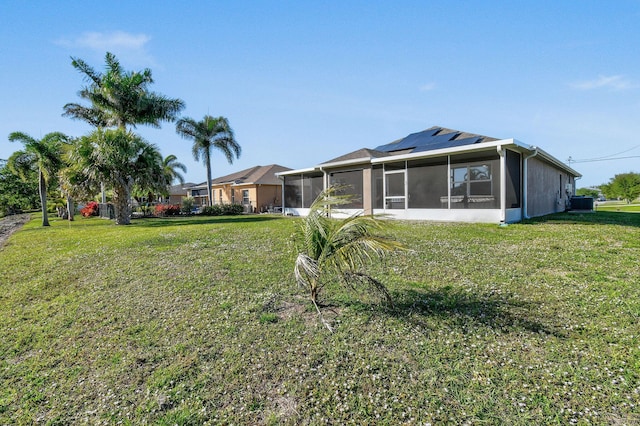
[385, 169, 406, 209]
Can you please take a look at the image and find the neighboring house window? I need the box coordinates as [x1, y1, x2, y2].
[219, 189, 223, 205]
[242, 189, 250, 204]
[231, 189, 235, 204]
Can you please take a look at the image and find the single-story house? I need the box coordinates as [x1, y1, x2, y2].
[276, 126, 581, 223]
[190, 164, 292, 212]
[166, 182, 196, 205]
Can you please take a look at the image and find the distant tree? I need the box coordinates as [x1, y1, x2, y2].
[294, 186, 405, 331]
[162, 154, 187, 186]
[176, 115, 240, 207]
[600, 172, 640, 203]
[0, 159, 39, 216]
[576, 188, 599, 198]
[63, 52, 185, 131]
[7, 131, 70, 226]
[67, 128, 165, 225]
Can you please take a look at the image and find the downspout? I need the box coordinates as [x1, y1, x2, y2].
[522, 147, 539, 220]
[497, 145, 506, 224]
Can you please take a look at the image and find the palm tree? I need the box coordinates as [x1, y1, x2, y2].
[63, 52, 184, 223]
[7, 132, 69, 226]
[294, 185, 405, 330]
[176, 115, 241, 207]
[67, 128, 164, 225]
[63, 52, 185, 130]
[162, 154, 187, 186]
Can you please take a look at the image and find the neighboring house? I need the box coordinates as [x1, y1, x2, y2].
[192, 164, 292, 212]
[276, 126, 581, 223]
[166, 182, 196, 205]
[187, 182, 210, 207]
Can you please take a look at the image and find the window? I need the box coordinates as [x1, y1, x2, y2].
[450, 161, 497, 209]
[242, 189, 250, 204]
[284, 175, 302, 208]
[329, 170, 363, 209]
[407, 158, 448, 209]
[219, 189, 223, 205]
[505, 150, 521, 208]
[372, 166, 383, 209]
[302, 173, 324, 208]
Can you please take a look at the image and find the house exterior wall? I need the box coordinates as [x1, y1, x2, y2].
[168, 194, 185, 204]
[526, 156, 574, 217]
[209, 184, 283, 213]
[256, 185, 282, 212]
[211, 184, 234, 205]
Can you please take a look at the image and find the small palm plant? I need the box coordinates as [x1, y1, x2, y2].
[294, 185, 404, 330]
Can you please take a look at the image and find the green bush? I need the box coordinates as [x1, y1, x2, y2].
[181, 197, 196, 214]
[199, 204, 244, 216]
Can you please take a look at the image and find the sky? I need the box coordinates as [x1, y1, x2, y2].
[1, 1, 640, 188]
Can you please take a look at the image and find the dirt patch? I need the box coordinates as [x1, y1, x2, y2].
[0, 214, 31, 249]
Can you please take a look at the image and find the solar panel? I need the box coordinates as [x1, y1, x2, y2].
[374, 128, 440, 152]
[412, 137, 481, 153]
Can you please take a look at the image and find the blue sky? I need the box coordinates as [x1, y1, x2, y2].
[2, 1, 639, 188]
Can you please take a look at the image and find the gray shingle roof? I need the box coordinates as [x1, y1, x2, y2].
[321, 148, 391, 164]
[210, 164, 292, 186]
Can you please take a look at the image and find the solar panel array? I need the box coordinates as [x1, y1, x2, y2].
[374, 127, 483, 154]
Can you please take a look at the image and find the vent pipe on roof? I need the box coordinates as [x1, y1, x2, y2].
[522, 147, 539, 220]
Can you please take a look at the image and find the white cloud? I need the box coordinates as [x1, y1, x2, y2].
[55, 31, 156, 67]
[419, 82, 437, 92]
[570, 75, 638, 91]
[57, 31, 151, 51]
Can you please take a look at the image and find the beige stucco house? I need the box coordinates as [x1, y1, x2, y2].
[276, 126, 581, 223]
[189, 164, 291, 212]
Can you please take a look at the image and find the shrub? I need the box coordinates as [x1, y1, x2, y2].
[181, 197, 196, 215]
[80, 201, 99, 217]
[154, 204, 181, 217]
[199, 204, 244, 216]
[223, 204, 244, 215]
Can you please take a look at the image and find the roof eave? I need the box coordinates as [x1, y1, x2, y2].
[275, 166, 321, 176]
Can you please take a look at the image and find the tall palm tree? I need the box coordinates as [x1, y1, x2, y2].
[8, 132, 69, 226]
[294, 185, 405, 330]
[176, 115, 241, 207]
[63, 52, 185, 130]
[67, 128, 164, 225]
[162, 154, 187, 186]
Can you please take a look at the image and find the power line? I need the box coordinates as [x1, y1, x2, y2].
[569, 155, 640, 164]
[568, 145, 640, 164]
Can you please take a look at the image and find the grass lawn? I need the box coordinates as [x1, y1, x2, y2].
[595, 201, 640, 213]
[1, 212, 639, 424]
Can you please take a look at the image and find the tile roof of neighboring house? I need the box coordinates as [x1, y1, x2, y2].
[169, 182, 196, 195]
[374, 126, 499, 153]
[210, 164, 292, 186]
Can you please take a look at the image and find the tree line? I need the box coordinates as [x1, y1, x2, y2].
[1, 52, 241, 225]
[578, 172, 640, 203]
